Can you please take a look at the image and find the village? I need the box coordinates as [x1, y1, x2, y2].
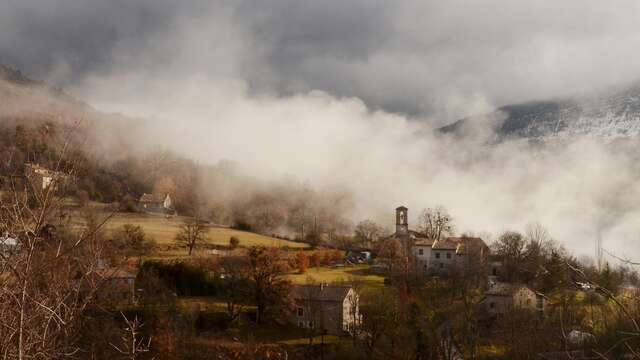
[2, 156, 638, 359]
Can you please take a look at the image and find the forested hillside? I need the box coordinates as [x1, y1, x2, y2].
[0, 65, 354, 238]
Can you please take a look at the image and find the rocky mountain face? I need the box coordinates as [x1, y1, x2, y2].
[440, 84, 640, 141]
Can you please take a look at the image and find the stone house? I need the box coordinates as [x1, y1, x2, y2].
[291, 284, 360, 335]
[24, 163, 69, 191]
[480, 282, 544, 318]
[137, 193, 174, 214]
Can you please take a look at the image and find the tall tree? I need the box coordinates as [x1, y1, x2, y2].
[246, 246, 292, 324]
[493, 231, 527, 282]
[219, 256, 251, 323]
[419, 207, 453, 241]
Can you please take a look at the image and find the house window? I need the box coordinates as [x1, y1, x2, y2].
[308, 321, 315, 329]
[490, 302, 495, 309]
[439, 263, 443, 269]
[492, 268, 497, 276]
[297, 307, 304, 317]
[446, 253, 451, 259]
[418, 249, 424, 255]
[435, 252, 440, 259]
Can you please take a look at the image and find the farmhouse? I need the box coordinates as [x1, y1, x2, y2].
[480, 282, 544, 318]
[388, 206, 488, 275]
[137, 193, 174, 214]
[291, 284, 360, 335]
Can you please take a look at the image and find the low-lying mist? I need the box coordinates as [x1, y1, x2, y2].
[31, 0, 637, 261]
[70, 71, 640, 261]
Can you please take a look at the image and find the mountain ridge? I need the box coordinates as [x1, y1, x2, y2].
[440, 83, 640, 141]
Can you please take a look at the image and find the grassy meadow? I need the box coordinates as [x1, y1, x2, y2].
[71, 209, 309, 258]
[286, 264, 384, 288]
[103, 212, 307, 248]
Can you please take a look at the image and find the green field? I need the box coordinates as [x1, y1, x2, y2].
[98, 212, 308, 250]
[286, 264, 384, 287]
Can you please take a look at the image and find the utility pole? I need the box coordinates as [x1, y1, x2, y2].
[595, 228, 603, 271]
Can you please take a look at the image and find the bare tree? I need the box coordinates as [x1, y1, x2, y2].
[419, 207, 454, 242]
[354, 220, 388, 247]
[0, 126, 117, 359]
[219, 256, 250, 323]
[525, 222, 551, 247]
[175, 216, 209, 255]
[110, 313, 152, 360]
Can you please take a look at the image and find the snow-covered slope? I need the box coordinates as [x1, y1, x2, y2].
[440, 84, 640, 141]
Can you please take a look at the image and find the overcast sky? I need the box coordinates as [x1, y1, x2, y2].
[3, 0, 640, 123]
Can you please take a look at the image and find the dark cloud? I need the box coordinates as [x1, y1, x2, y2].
[4, 1, 640, 120]
[0, 0, 197, 82]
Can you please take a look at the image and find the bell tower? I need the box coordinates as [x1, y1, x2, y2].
[395, 206, 408, 236]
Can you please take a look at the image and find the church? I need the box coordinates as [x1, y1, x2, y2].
[388, 206, 488, 275]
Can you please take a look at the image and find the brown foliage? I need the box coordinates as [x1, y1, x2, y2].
[296, 252, 309, 273]
[310, 252, 321, 268]
[247, 246, 293, 324]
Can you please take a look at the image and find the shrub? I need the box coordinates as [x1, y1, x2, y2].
[323, 252, 332, 265]
[138, 261, 222, 297]
[332, 249, 343, 262]
[232, 221, 253, 232]
[310, 252, 321, 268]
[229, 236, 240, 248]
[108, 224, 155, 259]
[195, 312, 231, 331]
[119, 194, 138, 212]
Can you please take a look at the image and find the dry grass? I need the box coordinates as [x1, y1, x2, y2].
[100, 212, 308, 250]
[285, 264, 385, 287]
